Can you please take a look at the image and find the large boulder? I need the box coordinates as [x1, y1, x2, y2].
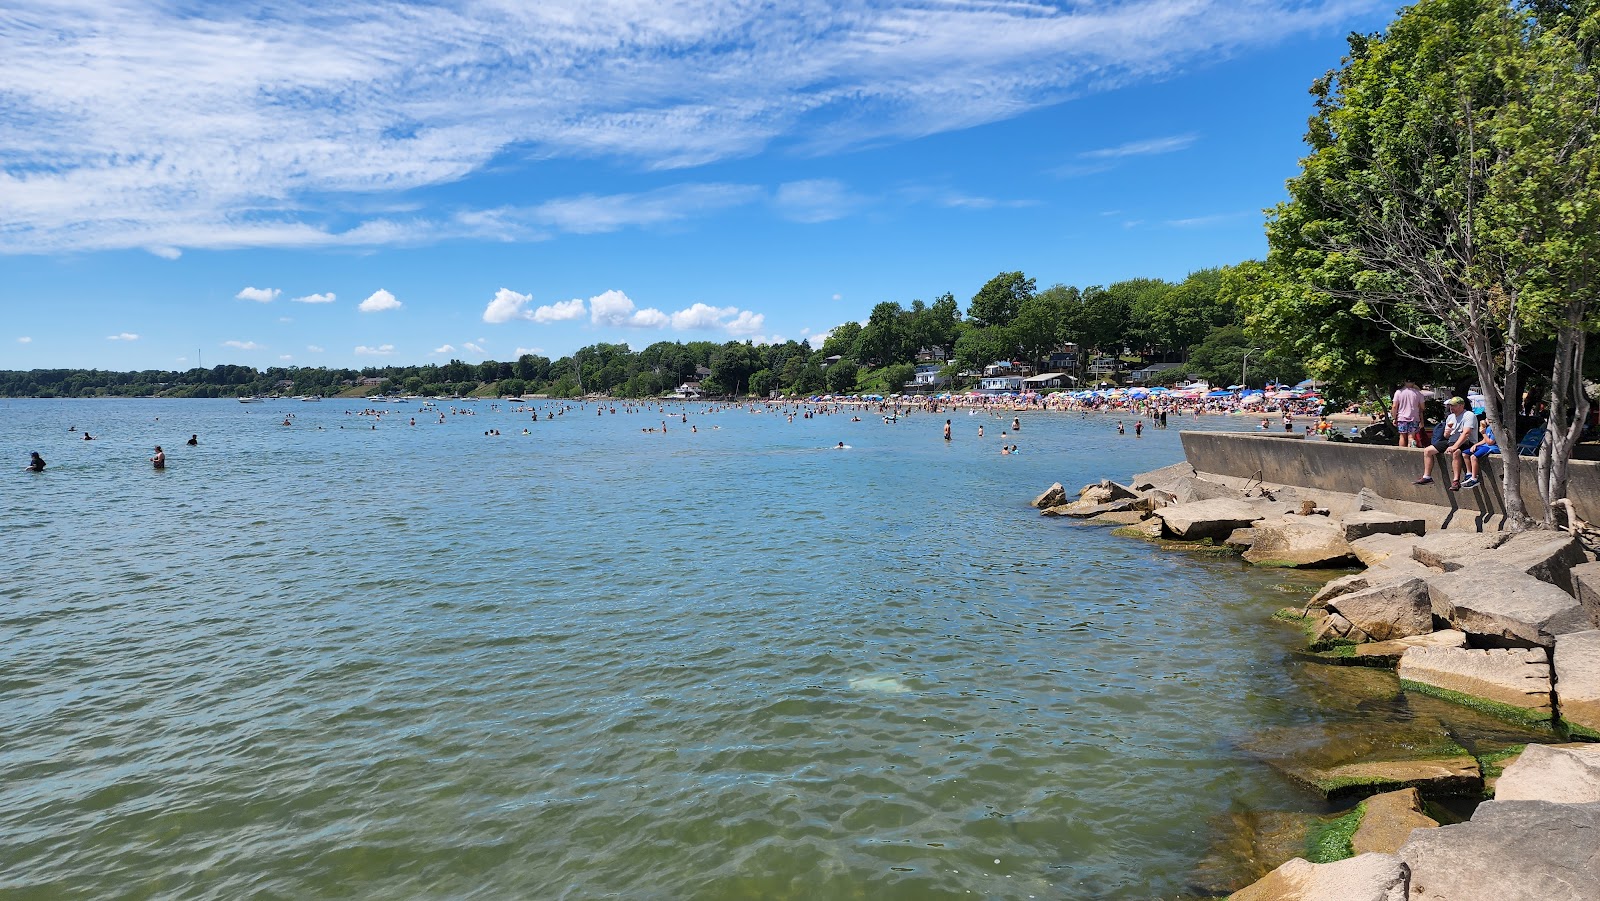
[1156, 498, 1265, 541]
[1399, 800, 1600, 901]
[1554, 630, 1600, 739]
[1326, 578, 1435, 641]
[1398, 646, 1553, 724]
[1307, 557, 1432, 609]
[1572, 561, 1600, 629]
[1486, 531, 1590, 593]
[1030, 482, 1066, 508]
[1352, 788, 1439, 856]
[1228, 853, 1409, 901]
[1100, 478, 1139, 501]
[1351, 533, 1425, 568]
[1244, 517, 1356, 568]
[1426, 564, 1590, 647]
[1410, 531, 1510, 570]
[1130, 460, 1195, 493]
[1343, 511, 1426, 543]
[1494, 743, 1600, 804]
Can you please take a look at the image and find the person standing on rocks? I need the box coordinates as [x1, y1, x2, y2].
[1393, 378, 1425, 447]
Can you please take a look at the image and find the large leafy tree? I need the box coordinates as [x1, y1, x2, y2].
[1264, 0, 1600, 527]
[967, 271, 1036, 329]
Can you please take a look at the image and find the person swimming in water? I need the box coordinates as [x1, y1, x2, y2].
[186, 434, 198, 446]
[27, 451, 45, 472]
[150, 446, 165, 469]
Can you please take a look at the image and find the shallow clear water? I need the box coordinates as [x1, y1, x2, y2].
[5, 399, 1347, 899]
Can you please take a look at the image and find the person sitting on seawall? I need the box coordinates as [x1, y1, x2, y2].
[150, 446, 166, 470]
[27, 451, 45, 472]
[1462, 422, 1498, 489]
[1415, 397, 1476, 489]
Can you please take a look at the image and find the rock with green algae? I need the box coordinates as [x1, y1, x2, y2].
[1244, 715, 1484, 802]
[1397, 646, 1553, 726]
[1350, 788, 1439, 855]
[1188, 808, 1318, 898]
[1244, 516, 1356, 568]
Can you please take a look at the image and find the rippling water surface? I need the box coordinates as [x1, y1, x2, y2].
[6, 399, 1332, 899]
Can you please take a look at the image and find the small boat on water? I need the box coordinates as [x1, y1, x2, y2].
[298, 395, 321, 402]
[239, 396, 266, 404]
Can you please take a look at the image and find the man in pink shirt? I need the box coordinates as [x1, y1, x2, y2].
[1392, 378, 1425, 447]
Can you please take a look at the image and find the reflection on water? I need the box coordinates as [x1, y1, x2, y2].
[0, 399, 1481, 899]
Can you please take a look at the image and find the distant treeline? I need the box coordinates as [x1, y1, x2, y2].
[2, 267, 1336, 400]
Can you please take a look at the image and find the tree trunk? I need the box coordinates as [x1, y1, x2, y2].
[1542, 318, 1591, 527]
[1467, 316, 1531, 530]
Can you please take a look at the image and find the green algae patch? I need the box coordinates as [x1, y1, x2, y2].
[1563, 721, 1600, 741]
[1111, 525, 1158, 540]
[1399, 679, 1553, 728]
[1477, 744, 1528, 780]
[1305, 803, 1365, 863]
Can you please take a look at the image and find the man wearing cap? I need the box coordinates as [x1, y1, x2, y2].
[1415, 397, 1477, 489]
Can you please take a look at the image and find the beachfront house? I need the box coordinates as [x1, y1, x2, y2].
[978, 375, 1024, 394]
[906, 363, 951, 393]
[1022, 372, 1072, 391]
[1127, 362, 1182, 385]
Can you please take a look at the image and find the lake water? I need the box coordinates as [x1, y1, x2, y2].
[3, 398, 1371, 899]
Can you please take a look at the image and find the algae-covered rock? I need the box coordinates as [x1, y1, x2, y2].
[1244, 516, 1356, 568]
[1351, 788, 1439, 855]
[1289, 757, 1483, 802]
[1398, 646, 1553, 725]
[1111, 518, 1163, 540]
[1085, 509, 1147, 526]
[1228, 853, 1409, 901]
[1399, 799, 1600, 901]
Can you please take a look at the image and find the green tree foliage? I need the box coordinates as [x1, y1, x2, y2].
[825, 360, 859, 394]
[967, 271, 1035, 328]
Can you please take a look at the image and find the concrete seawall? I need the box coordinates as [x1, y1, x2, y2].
[1179, 431, 1600, 528]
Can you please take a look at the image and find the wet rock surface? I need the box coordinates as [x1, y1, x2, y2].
[1227, 853, 1410, 901]
[1398, 800, 1600, 901]
[1398, 646, 1553, 722]
[1351, 788, 1439, 855]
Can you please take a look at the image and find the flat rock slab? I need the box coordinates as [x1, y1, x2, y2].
[1343, 511, 1426, 543]
[1554, 630, 1600, 739]
[1411, 531, 1509, 570]
[1131, 460, 1195, 492]
[1352, 787, 1439, 856]
[1398, 646, 1553, 723]
[1244, 517, 1356, 568]
[1495, 743, 1600, 804]
[1351, 533, 1423, 568]
[1285, 756, 1482, 802]
[1111, 518, 1163, 540]
[1350, 630, 1468, 667]
[1156, 498, 1265, 541]
[1086, 509, 1147, 526]
[1482, 531, 1589, 593]
[1327, 578, 1435, 641]
[1426, 564, 1591, 647]
[1573, 561, 1600, 629]
[1228, 853, 1409, 901]
[1399, 800, 1600, 901]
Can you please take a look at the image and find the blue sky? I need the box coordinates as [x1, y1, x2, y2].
[1, 0, 1394, 370]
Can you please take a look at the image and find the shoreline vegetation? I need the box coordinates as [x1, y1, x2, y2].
[1041, 455, 1600, 898]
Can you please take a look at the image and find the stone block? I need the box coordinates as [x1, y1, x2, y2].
[1130, 460, 1194, 492]
[1398, 646, 1553, 723]
[1327, 578, 1435, 641]
[1349, 630, 1468, 667]
[1086, 510, 1147, 527]
[1399, 800, 1600, 901]
[1343, 511, 1426, 543]
[1553, 629, 1600, 739]
[1351, 788, 1439, 856]
[1244, 517, 1356, 568]
[1351, 533, 1422, 568]
[1030, 482, 1066, 508]
[1572, 561, 1600, 629]
[1486, 531, 1590, 593]
[1228, 853, 1409, 901]
[1100, 478, 1139, 501]
[1155, 498, 1265, 541]
[1494, 743, 1600, 804]
[1410, 531, 1509, 570]
[1286, 756, 1482, 802]
[1426, 564, 1590, 647]
[1224, 527, 1256, 549]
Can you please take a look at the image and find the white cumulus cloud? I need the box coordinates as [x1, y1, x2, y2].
[589, 289, 669, 329]
[355, 344, 395, 355]
[17, 336, 31, 343]
[482, 288, 535, 323]
[107, 332, 139, 341]
[462, 342, 485, 354]
[358, 289, 401, 313]
[532, 298, 587, 324]
[432, 344, 455, 354]
[292, 292, 336, 304]
[222, 339, 262, 350]
[724, 309, 765, 336]
[514, 346, 544, 357]
[236, 286, 280, 303]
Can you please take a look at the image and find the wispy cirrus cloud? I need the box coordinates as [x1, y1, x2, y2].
[355, 343, 395, 355]
[1080, 133, 1198, 159]
[107, 332, 139, 341]
[222, 339, 262, 350]
[0, 0, 1375, 255]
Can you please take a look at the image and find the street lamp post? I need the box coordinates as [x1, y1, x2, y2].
[1241, 348, 1259, 390]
